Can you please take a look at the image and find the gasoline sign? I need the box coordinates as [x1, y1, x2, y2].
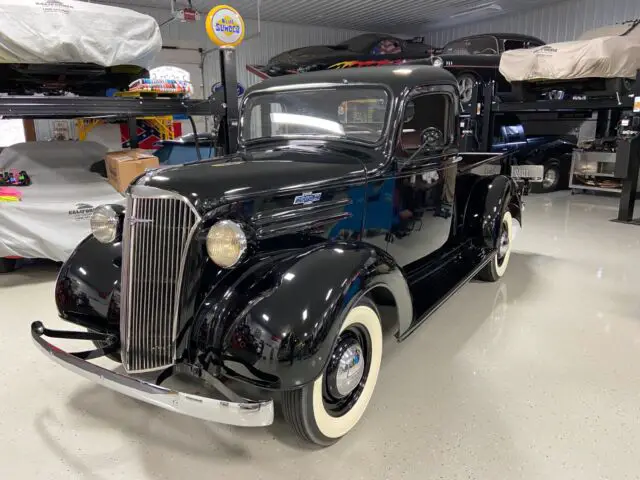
[205, 5, 245, 48]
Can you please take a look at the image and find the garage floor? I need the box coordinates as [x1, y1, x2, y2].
[2, 192, 640, 480]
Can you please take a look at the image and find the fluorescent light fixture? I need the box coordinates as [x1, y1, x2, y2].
[450, 2, 503, 19]
[270, 112, 345, 135]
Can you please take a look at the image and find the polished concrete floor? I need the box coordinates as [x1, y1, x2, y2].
[2, 191, 640, 479]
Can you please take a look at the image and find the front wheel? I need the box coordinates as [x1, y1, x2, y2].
[478, 210, 513, 282]
[282, 299, 383, 446]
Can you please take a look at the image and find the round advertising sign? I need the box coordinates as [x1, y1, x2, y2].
[205, 5, 245, 48]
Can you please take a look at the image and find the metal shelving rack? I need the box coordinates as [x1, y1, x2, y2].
[461, 71, 640, 224]
[0, 95, 218, 147]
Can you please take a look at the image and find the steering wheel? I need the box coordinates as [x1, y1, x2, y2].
[420, 127, 444, 148]
[479, 47, 498, 54]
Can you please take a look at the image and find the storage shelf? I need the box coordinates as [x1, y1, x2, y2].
[0, 95, 218, 119]
[493, 95, 634, 113]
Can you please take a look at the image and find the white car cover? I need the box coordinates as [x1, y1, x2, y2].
[0, 0, 161, 67]
[499, 23, 640, 82]
[0, 142, 124, 262]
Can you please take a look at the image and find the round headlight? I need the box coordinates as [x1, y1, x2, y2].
[206, 220, 247, 268]
[90, 205, 120, 244]
[432, 57, 444, 68]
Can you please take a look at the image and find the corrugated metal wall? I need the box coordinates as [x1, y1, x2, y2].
[423, 0, 640, 45]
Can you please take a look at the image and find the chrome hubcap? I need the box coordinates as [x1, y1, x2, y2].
[498, 229, 510, 258]
[334, 344, 364, 397]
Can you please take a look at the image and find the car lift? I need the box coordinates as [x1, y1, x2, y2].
[461, 70, 640, 225]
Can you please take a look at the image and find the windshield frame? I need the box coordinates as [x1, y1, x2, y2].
[239, 82, 394, 149]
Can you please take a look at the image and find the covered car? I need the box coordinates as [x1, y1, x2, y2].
[499, 21, 640, 83]
[0, 0, 162, 95]
[0, 141, 123, 269]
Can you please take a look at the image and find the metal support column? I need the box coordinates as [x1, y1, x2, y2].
[614, 70, 640, 224]
[479, 82, 494, 152]
[127, 117, 139, 148]
[219, 46, 239, 155]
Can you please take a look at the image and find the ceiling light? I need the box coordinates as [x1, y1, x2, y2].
[450, 2, 503, 19]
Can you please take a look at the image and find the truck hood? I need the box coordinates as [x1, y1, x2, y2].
[140, 145, 371, 210]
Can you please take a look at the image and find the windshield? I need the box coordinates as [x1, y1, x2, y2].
[337, 34, 381, 50]
[241, 87, 389, 144]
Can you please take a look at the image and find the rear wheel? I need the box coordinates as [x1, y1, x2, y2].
[282, 298, 383, 446]
[541, 162, 561, 192]
[478, 210, 513, 282]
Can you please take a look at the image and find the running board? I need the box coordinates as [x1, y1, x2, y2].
[397, 249, 496, 342]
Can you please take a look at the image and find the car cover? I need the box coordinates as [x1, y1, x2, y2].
[0, 0, 161, 67]
[499, 23, 640, 82]
[0, 141, 124, 262]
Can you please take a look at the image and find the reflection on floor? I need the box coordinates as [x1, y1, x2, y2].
[2, 191, 640, 480]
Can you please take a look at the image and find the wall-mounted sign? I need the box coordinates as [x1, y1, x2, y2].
[212, 81, 245, 97]
[205, 5, 245, 48]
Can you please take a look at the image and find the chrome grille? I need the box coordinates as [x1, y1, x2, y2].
[120, 186, 200, 373]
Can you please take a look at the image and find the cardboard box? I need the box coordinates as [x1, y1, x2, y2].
[104, 149, 159, 193]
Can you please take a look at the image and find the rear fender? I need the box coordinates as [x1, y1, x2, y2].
[462, 174, 521, 248]
[189, 243, 412, 390]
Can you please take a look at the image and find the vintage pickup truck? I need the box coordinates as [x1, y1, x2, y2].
[31, 65, 540, 446]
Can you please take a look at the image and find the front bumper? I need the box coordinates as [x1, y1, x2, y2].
[31, 321, 274, 427]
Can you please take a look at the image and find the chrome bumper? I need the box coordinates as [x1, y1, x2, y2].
[31, 322, 274, 427]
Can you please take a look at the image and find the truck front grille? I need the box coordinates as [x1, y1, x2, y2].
[120, 186, 200, 373]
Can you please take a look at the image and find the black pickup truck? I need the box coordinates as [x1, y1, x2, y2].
[31, 65, 541, 446]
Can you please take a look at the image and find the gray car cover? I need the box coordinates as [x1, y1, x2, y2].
[0, 141, 123, 262]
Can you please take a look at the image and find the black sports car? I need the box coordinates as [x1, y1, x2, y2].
[253, 33, 436, 78]
[425, 33, 546, 103]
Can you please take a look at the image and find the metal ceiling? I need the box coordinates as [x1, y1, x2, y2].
[104, 0, 566, 33]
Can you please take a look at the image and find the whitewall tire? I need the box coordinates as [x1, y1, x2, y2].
[282, 299, 383, 446]
[478, 210, 513, 282]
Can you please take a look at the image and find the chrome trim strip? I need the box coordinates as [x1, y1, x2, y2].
[32, 327, 274, 427]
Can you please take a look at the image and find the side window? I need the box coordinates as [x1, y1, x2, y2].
[371, 38, 402, 55]
[503, 39, 526, 51]
[397, 93, 452, 157]
[467, 37, 499, 54]
[443, 40, 469, 54]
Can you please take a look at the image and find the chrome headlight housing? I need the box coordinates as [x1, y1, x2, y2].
[432, 56, 444, 68]
[90, 205, 120, 244]
[206, 220, 247, 268]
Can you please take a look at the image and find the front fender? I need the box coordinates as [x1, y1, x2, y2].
[189, 243, 411, 390]
[55, 234, 122, 333]
[462, 175, 521, 248]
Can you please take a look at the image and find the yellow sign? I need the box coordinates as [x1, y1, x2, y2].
[205, 5, 245, 48]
